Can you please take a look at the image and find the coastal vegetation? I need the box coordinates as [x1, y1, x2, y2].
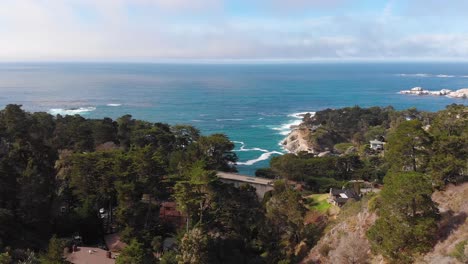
[0, 104, 466, 263]
[273, 104, 467, 263]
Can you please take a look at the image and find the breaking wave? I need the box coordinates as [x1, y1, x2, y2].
[287, 111, 316, 118]
[233, 141, 283, 166]
[398, 73, 430, 77]
[107, 103, 122, 106]
[271, 111, 315, 136]
[435, 74, 455, 78]
[271, 120, 303, 135]
[236, 151, 283, 166]
[48, 107, 96, 116]
[216, 118, 243, 121]
[398, 73, 456, 78]
[233, 141, 269, 153]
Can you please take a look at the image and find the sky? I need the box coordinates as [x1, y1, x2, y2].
[1, 0, 468, 62]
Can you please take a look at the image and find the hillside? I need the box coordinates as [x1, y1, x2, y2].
[417, 183, 468, 264]
[302, 183, 468, 264]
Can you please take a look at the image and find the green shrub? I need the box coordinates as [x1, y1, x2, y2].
[334, 143, 354, 153]
[450, 240, 467, 262]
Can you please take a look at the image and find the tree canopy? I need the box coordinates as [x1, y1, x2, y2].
[367, 172, 439, 263]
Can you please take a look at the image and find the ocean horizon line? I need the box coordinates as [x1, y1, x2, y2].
[4, 59, 468, 65]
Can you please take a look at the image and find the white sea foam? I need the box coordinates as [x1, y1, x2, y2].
[236, 151, 283, 166]
[233, 111, 316, 165]
[233, 141, 269, 152]
[107, 103, 122, 106]
[48, 107, 96, 116]
[271, 120, 301, 134]
[232, 141, 283, 165]
[258, 112, 282, 117]
[191, 119, 203, 122]
[398, 73, 456, 78]
[271, 111, 315, 136]
[287, 111, 316, 119]
[398, 73, 430, 77]
[216, 118, 243, 121]
[435, 74, 455, 78]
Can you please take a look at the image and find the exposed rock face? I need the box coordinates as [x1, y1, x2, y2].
[317, 151, 331, 157]
[301, 205, 379, 264]
[447, 88, 468, 98]
[416, 183, 468, 264]
[281, 127, 314, 153]
[281, 126, 344, 154]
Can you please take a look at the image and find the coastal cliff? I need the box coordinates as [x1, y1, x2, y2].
[281, 126, 314, 153]
[281, 124, 343, 155]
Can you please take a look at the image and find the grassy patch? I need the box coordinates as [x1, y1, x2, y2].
[306, 194, 332, 213]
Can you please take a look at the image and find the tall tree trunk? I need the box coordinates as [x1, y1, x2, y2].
[199, 201, 203, 225]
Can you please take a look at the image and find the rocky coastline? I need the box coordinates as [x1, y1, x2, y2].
[281, 125, 314, 154]
[280, 111, 323, 154]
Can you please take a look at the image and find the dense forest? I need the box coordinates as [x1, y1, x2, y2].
[0, 104, 466, 264]
[0, 104, 316, 263]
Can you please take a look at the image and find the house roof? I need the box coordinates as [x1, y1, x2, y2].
[161, 201, 177, 208]
[161, 210, 183, 217]
[65, 247, 115, 264]
[330, 188, 359, 200]
[369, 140, 384, 144]
[104, 234, 128, 252]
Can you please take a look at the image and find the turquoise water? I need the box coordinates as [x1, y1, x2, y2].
[0, 62, 467, 175]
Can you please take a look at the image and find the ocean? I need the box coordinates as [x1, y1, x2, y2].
[0, 62, 467, 175]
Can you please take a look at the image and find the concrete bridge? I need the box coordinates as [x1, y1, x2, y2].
[217, 172, 274, 199]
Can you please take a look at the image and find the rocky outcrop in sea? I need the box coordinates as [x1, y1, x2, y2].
[399, 87, 468, 98]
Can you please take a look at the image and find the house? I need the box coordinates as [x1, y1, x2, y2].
[329, 188, 360, 207]
[159, 201, 186, 228]
[369, 140, 385, 150]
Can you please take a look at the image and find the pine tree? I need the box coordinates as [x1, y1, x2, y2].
[386, 120, 431, 172]
[116, 239, 146, 264]
[367, 172, 439, 263]
[41, 235, 65, 264]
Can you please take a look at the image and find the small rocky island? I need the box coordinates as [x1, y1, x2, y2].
[399, 87, 468, 98]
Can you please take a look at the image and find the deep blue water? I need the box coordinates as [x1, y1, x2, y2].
[0, 62, 466, 175]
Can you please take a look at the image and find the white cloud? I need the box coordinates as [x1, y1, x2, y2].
[0, 0, 468, 61]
